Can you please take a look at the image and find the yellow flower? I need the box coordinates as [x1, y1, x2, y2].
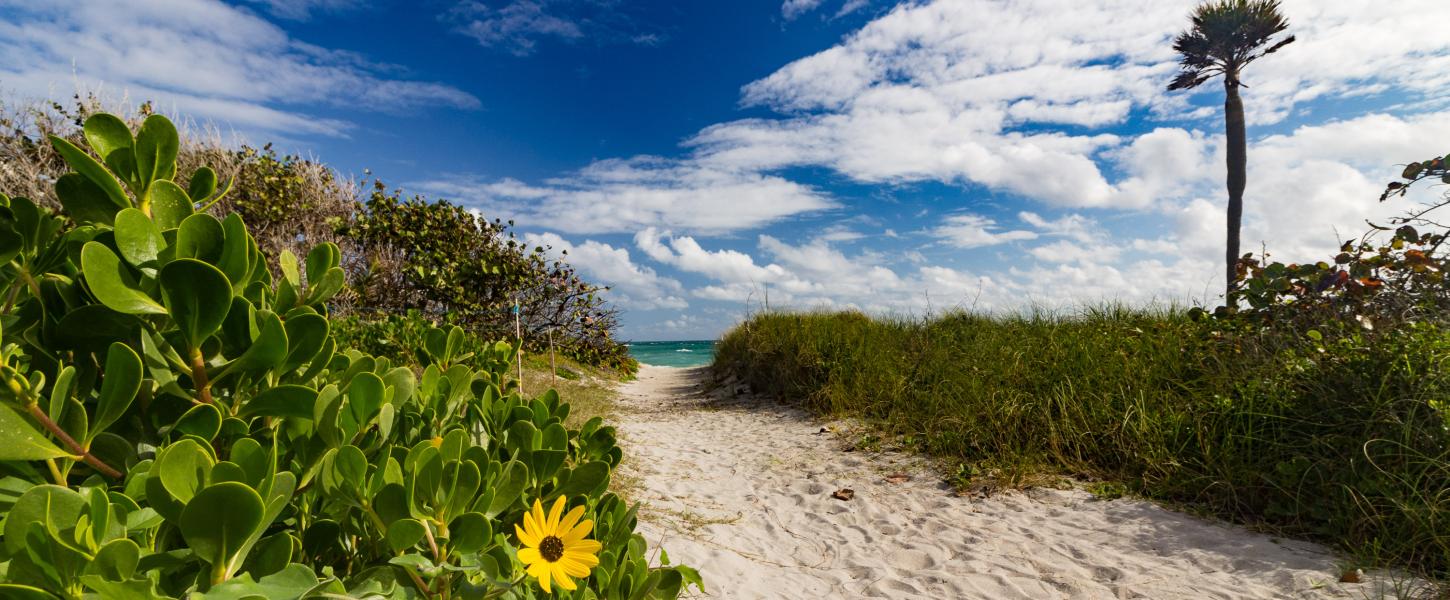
[515, 497, 602, 593]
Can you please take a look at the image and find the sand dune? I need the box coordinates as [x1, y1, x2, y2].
[616, 365, 1416, 600]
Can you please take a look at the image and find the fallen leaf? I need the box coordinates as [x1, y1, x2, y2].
[885, 473, 911, 484]
[1339, 569, 1363, 584]
[831, 488, 855, 501]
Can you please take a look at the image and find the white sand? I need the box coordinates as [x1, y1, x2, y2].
[615, 365, 1418, 600]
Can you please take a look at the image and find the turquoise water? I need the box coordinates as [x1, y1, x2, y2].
[627, 340, 716, 368]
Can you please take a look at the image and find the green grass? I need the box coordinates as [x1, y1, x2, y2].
[713, 308, 1450, 580]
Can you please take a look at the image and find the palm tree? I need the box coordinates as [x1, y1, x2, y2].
[1168, 0, 1294, 300]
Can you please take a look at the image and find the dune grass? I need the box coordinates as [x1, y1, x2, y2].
[713, 308, 1450, 579]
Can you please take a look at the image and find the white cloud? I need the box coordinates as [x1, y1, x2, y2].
[634, 228, 788, 285]
[0, 0, 479, 138]
[450, 1, 582, 55]
[523, 232, 687, 310]
[447, 0, 662, 56]
[244, 0, 369, 20]
[929, 214, 1038, 248]
[439, 0, 1446, 238]
[414, 158, 835, 234]
[781, 0, 825, 20]
[684, 0, 1450, 210]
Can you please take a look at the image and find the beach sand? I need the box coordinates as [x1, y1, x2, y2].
[616, 365, 1417, 599]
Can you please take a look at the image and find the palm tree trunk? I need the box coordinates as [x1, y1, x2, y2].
[1223, 75, 1246, 302]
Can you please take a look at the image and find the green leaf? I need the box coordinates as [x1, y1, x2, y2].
[176, 213, 225, 263]
[147, 180, 194, 230]
[49, 135, 129, 209]
[83, 114, 136, 186]
[278, 250, 300, 287]
[447, 512, 491, 553]
[238, 385, 318, 420]
[230, 310, 289, 373]
[92, 342, 143, 435]
[113, 208, 164, 269]
[180, 482, 266, 579]
[304, 267, 344, 305]
[188, 166, 218, 203]
[56, 173, 121, 226]
[174, 403, 222, 441]
[89, 538, 142, 581]
[0, 584, 61, 599]
[305, 242, 339, 284]
[0, 404, 71, 461]
[385, 518, 426, 553]
[553, 461, 611, 499]
[134, 114, 179, 190]
[280, 313, 329, 376]
[190, 563, 322, 600]
[54, 305, 142, 354]
[159, 259, 232, 350]
[485, 460, 527, 517]
[81, 242, 166, 315]
[346, 372, 385, 429]
[157, 438, 214, 504]
[3, 485, 85, 554]
[216, 214, 253, 287]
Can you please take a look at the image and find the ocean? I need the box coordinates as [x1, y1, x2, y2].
[627, 340, 716, 368]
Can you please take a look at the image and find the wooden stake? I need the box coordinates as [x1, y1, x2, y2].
[549, 328, 557, 384]
[514, 299, 524, 396]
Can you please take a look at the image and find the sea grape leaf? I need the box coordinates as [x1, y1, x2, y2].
[0, 404, 71, 462]
[179, 482, 265, 578]
[159, 258, 231, 350]
[92, 342, 143, 435]
[80, 242, 166, 315]
[147, 180, 193, 230]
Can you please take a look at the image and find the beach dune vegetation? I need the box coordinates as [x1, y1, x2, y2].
[0, 111, 697, 598]
[714, 153, 1450, 579]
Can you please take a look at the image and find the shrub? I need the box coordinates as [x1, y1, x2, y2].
[0, 112, 697, 598]
[0, 97, 634, 373]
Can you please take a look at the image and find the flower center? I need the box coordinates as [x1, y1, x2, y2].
[539, 535, 564, 562]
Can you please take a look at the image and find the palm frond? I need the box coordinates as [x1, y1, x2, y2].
[1165, 0, 1294, 91]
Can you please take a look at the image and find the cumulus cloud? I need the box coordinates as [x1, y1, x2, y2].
[0, 0, 479, 138]
[693, 0, 1450, 209]
[929, 214, 1038, 248]
[441, 0, 1446, 237]
[523, 232, 687, 310]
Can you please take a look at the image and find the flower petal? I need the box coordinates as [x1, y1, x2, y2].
[552, 563, 578, 590]
[546, 497, 567, 532]
[563, 550, 600, 567]
[517, 547, 543, 565]
[566, 539, 602, 555]
[531, 499, 548, 536]
[559, 556, 593, 578]
[561, 519, 594, 544]
[558, 505, 586, 534]
[529, 561, 552, 593]
[515, 523, 540, 549]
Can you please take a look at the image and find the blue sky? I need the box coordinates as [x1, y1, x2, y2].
[2, 0, 1449, 340]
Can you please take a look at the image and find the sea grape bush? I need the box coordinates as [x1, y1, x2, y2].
[0, 112, 699, 599]
[0, 98, 633, 373]
[1224, 151, 1450, 333]
[342, 188, 634, 373]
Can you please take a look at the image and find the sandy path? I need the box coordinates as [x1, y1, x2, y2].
[614, 366, 1412, 600]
